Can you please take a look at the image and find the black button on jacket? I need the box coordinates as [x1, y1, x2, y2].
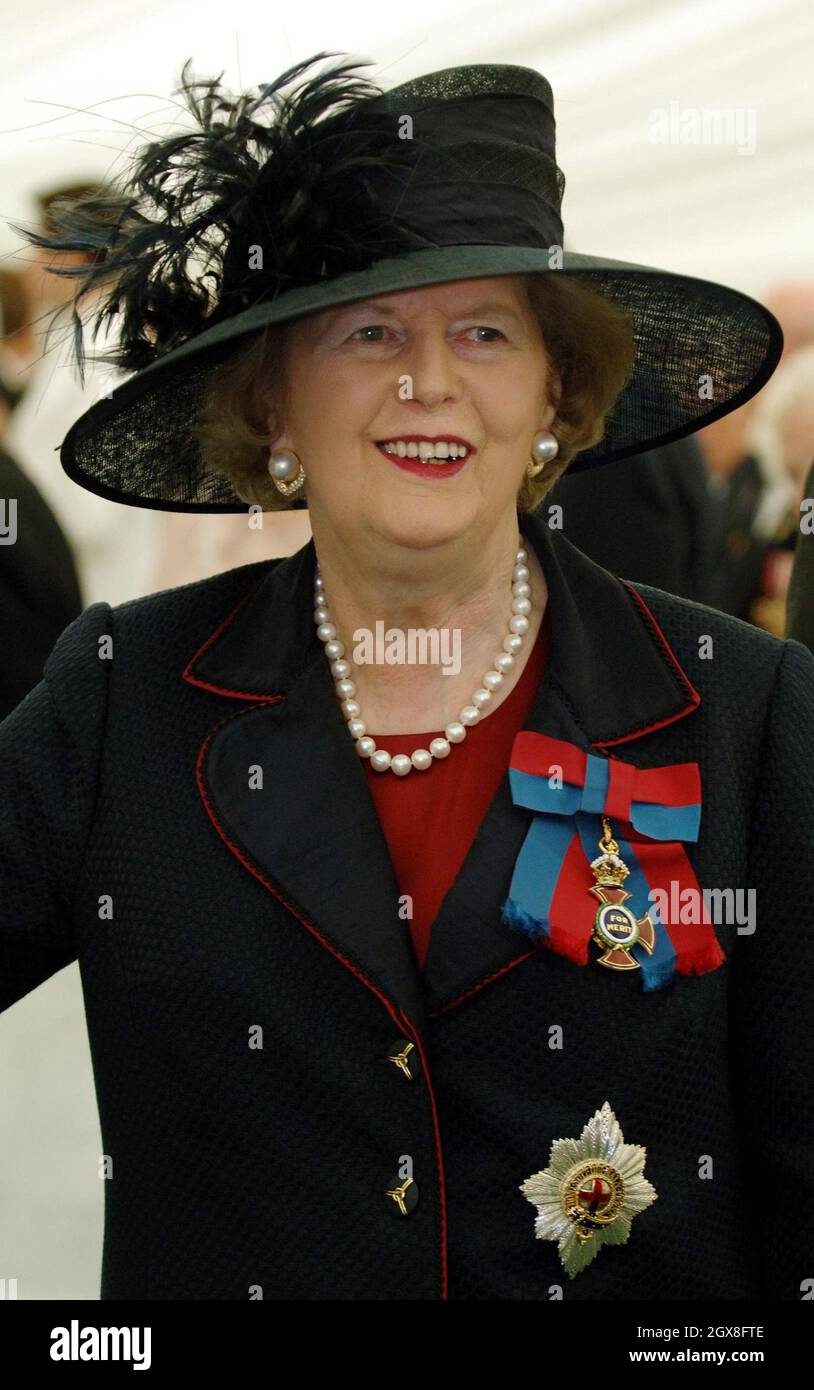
[1, 510, 812, 1300]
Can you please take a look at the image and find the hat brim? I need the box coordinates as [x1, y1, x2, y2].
[59, 244, 782, 512]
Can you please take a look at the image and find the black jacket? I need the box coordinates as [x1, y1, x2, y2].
[1, 509, 812, 1300]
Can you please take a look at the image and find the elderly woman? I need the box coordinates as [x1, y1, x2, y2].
[2, 53, 812, 1302]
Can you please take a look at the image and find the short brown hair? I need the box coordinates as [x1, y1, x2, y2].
[193, 273, 637, 512]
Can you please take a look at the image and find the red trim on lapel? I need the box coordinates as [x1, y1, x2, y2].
[430, 944, 545, 1017]
[194, 705, 449, 1300]
[182, 578, 274, 700]
[597, 581, 701, 746]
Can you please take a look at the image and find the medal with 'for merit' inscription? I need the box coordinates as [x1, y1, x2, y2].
[520, 1101, 658, 1278]
[590, 817, 656, 970]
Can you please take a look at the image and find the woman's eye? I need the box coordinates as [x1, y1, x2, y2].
[466, 326, 507, 342]
[348, 325, 391, 343]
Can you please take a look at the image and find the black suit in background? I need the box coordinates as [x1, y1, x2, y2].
[787, 457, 814, 654]
[712, 453, 770, 621]
[0, 447, 83, 721]
[547, 436, 721, 605]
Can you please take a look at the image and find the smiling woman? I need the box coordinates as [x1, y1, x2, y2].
[1, 50, 811, 1308]
[193, 272, 637, 514]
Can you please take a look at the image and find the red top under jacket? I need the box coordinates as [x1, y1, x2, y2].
[363, 606, 551, 969]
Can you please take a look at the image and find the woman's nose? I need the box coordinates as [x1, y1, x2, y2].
[402, 332, 463, 407]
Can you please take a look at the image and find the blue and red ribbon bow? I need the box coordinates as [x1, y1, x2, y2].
[501, 732, 725, 990]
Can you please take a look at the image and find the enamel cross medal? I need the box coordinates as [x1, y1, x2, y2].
[589, 817, 655, 971]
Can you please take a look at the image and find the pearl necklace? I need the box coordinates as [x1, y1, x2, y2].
[313, 544, 533, 776]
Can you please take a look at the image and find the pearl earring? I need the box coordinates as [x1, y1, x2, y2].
[527, 429, 559, 479]
[268, 447, 306, 497]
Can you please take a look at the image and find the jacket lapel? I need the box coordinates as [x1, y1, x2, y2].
[186, 542, 431, 1040]
[184, 510, 701, 1032]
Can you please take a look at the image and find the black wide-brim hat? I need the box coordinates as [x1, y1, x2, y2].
[12, 52, 783, 512]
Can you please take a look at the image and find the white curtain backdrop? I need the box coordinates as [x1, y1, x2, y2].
[2, 0, 812, 288]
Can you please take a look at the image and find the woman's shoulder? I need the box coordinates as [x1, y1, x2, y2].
[624, 576, 811, 679]
[41, 558, 279, 706]
[114, 557, 278, 627]
[617, 577, 814, 751]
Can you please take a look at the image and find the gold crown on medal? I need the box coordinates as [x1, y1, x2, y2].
[590, 852, 630, 887]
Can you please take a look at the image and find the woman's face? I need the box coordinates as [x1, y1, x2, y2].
[268, 274, 559, 551]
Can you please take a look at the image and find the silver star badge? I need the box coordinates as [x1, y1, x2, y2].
[520, 1101, 658, 1278]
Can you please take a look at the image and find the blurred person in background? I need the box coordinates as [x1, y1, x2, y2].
[787, 455, 814, 654]
[742, 347, 814, 636]
[1, 270, 82, 719]
[5, 183, 165, 607]
[0, 267, 37, 398]
[698, 281, 814, 621]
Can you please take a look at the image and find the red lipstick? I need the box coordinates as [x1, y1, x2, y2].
[373, 434, 476, 480]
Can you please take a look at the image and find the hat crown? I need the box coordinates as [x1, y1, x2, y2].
[376, 62, 555, 112]
[225, 58, 565, 308]
[342, 61, 565, 226]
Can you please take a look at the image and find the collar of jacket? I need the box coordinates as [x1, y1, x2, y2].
[183, 508, 700, 1038]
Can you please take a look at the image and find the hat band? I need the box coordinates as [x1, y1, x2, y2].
[384, 180, 564, 252]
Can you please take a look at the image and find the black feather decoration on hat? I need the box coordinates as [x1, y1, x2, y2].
[8, 51, 431, 385]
